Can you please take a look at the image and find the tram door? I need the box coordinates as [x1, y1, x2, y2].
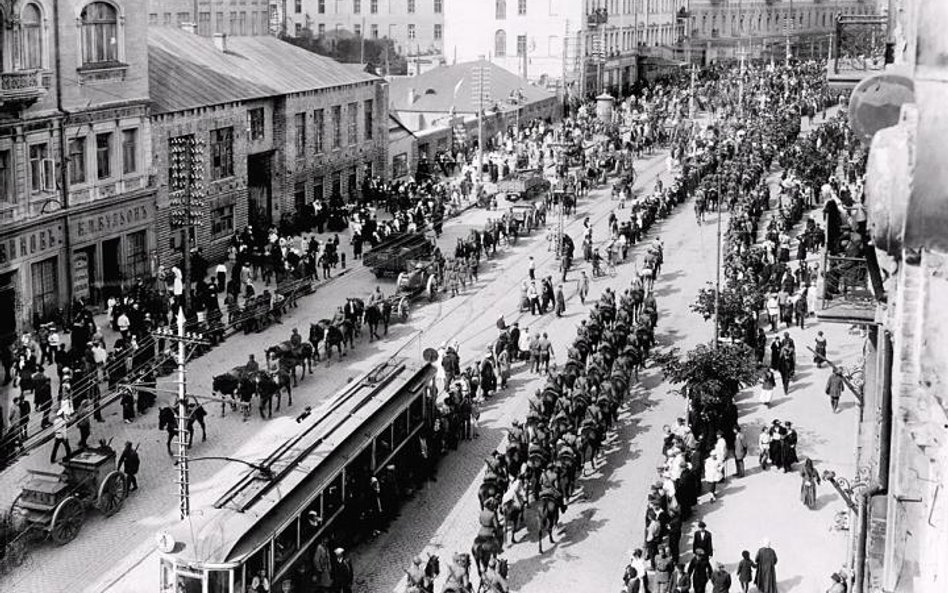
[161, 560, 235, 593]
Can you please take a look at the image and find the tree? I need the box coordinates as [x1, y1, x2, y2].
[690, 281, 764, 340]
[280, 31, 408, 75]
[653, 342, 761, 448]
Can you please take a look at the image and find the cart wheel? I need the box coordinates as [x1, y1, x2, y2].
[50, 496, 85, 545]
[398, 298, 410, 322]
[97, 471, 128, 517]
[9, 493, 27, 533]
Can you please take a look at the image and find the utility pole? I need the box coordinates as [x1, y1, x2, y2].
[472, 60, 491, 185]
[153, 309, 208, 519]
[688, 63, 696, 120]
[713, 168, 723, 347]
[168, 135, 205, 313]
[737, 46, 746, 116]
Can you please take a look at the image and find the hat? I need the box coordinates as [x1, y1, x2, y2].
[697, 521, 706, 528]
[334, 548, 344, 555]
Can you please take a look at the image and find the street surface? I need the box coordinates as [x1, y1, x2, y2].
[0, 111, 862, 593]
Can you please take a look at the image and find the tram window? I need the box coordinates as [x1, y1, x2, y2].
[299, 494, 323, 543]
[394, 410, 409, 444]
[374, 427, 393, 466]
[323, 475, 343, 517]
[274, 520, 299, 572]
[159, 559, 175, 592]
[208, 570, 230, 593]
[409, 396, 424, 426]
[246, 544, 271, 586]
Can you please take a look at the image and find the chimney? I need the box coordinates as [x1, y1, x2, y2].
[213, 32, 228, 52]
[180, 21, 196, 35]
[408, 88, 418, 104]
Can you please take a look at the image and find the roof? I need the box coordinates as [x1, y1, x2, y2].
[388, 112, 416, 137]
[389, 60, 555, 114]
[148, 27, 379, 114]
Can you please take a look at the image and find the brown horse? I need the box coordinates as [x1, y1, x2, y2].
[537, 492, 559, 554]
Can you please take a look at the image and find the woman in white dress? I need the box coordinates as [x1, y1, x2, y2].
[759, 369, 776, 407]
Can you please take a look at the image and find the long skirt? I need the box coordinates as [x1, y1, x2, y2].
[759, 386, 774, 405]
[801, 479, 818, 508]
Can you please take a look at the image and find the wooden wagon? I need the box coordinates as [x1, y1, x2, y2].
[10, 450, 127, 545]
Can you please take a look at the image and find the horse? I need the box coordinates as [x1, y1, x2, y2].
[442, 553, 473, 593]
[405, 554, 440, 593]
[479, 558, 509, 593]
[501, 481, 526, 545]
[478, 473, 508, 510]
[211, 372, 240, 416]
[579, 421, 602, 476]
[318, 320, 346, 361]
[537, 491, 560, 554]
[308, 322, 325, 361]
[364, 302, 384, 341]
[471, 533, 503, 582]
[255, 371, 292, 419]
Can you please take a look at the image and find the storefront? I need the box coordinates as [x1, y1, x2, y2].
[0, 219, 68, 339]
[67, 193, 157, 308]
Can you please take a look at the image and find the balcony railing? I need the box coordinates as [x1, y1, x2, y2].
[817, 254, 877, 323]
[587, 8, 608, 27]
[0, 70, 46, 110]
[828, 15, 888, 89]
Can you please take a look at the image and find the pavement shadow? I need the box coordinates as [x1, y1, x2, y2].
[780, 574, 805, 591]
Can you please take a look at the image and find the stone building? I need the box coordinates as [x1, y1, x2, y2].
[0, 0, 154, 341]
[283, 0, 444, 56]
[147, 28, 389, 267]
[146, 0, 273, 37]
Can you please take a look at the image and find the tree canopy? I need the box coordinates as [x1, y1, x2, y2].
[280, 31, 408, 76]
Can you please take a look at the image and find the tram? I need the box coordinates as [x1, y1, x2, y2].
[158, 356, 438, 593]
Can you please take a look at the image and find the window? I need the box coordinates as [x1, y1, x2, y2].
[313, 176, 324, 202]
[126, 230, 148, 280]
[210, 127, 234, 179]
[434, 0, 442, 13]
[434, 23, 442, 40]
[230, 11, 237, 33]
[408, 23, 415, 39]
[239, 11, 247, 34]
[67, 137, 86, 185]
[331, 105, 342, 149]
[122, 129, 138, 174]
[331, 171, 341, 199]
[22, 3, 44, 69]
[517, 34, 527, 56]
[80, 2, 119, 65]
[408, 0, 416, 13]
[163, 12, 171, 25]
[496, 0, 506, 19]
[348, 167, 358, 198]
[0, 150, 13, 203]
[495, 29, 506, 56]
[392, 153, 408, 178]
[295, 0, 302, 12]
[31, 257, 59, 322]
[295, 22, 302, 35]
[353, 0, 361, 13]
[363, 100, 374, 141]
[354, 23, 361, 36]
[249, 107, 265, 140]
[371, 24, 379, 38]
[371, 0, 378, 13]
[314, 109, 325, 153]
[318, 23, 325, 35]
[294, 181, 306, 214]
[211, 205, 235, 236]
[295, 112, 307, 156]
[318, 0, 325, 13]
[216, 11, 224, 33]
[29, 143, 52, 192]
[148, 13, 157, 24]
[198, 11, 211, 35]
[347, 102, 358, 146]
[518, 0, 526, 15]
[95, 132, 112, 179]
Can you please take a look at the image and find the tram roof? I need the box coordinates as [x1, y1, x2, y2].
[162, 357, 432, 566]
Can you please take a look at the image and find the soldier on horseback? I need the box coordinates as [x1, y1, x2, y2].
[539, 464, 567, 513]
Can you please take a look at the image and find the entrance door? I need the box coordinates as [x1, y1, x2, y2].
[101, 238, 122, 300]
[0, 272, 16, 347]
[247, 152, 273, 229]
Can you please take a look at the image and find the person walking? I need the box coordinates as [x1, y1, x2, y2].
[753, 540, 779, 593]
[800, 457, 821, 509]
[311, 538, 333, 592]
[710, 562, 732, 593]
[733, 425, 747, 478]
[814, 331, 828, 368]
[758, 427, 772, 471]
[692, 522, 714, 557]
[50, 408, 72, 463]
[671, 563, 691, 593]
[736, 550, 755, 593]
[332, 547, 354, 593]
[703, 452, 724, 502]
[577, 270, 590, 305]
[826, 368, 845, 413]
[117, 441, 140, 492]
[555, 284, 566, 317]
[538, 333, 553, 373]
[528, 256, 536, 280]
[76, 399, 92, 449]
[688, 548, 713, 593]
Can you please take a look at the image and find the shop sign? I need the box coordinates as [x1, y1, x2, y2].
[71, 202, 152, 244]
[73, 252, 90, 300]
[0, 223, 65, 269]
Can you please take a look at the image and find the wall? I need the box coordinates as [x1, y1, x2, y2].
[146, 0, 272, 36]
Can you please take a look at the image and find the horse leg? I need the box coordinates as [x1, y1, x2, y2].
[286, 383, 292, 407]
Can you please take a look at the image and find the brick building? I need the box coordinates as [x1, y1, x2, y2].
[147, 28, 389, 267]
[0, 0, 155, 342]
[146, 0, 273, 37]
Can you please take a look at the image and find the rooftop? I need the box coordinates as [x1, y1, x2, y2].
[388, 60, 555, 114]
[148, 28, 380, 114]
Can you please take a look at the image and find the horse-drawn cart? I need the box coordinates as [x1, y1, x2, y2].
[363, 232, 437, 278]
[10, 450, 127, 545]
[497, 172, 551, 202]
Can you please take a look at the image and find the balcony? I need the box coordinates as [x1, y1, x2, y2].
[587, 8, 608, 27]
[827, 15, 889, 91]
[0, 70, 46, 112]
[816, 226, 883, 324]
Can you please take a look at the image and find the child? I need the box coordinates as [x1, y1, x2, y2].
[736, 550, 755, 593]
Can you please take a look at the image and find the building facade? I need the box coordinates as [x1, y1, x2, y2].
[283, 0, 444, 56]
[148, 28, 389, 267]
[146, 0, 272, 37]
[0, 0, 155, 342]
[686, 0, 875, 63]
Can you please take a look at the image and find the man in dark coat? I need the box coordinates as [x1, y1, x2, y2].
[754, 541, 778, 593]
[687, 548, 713, 593]
[692, 521, 714, 557]
[332, 547, 354, 593]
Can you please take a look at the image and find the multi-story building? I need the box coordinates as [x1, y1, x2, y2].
[146, 0, 272, 37]
[0, 0, 155, 341]
[686, 0, 875, 63]
[442, 0, 684, 97]
[283, 0, 444, 56]
[147, 27, 389, 266]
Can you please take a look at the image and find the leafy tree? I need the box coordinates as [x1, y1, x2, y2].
[653, 342, 761, 448]
[691, 281, 764, 340]
[280, 31, 408, 75]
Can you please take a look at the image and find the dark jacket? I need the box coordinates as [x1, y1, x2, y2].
[693, 529, 714, 557]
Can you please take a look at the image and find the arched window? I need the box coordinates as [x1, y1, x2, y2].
[494, 29, 506, 57]
[495, 0, 506, 19]
[21, 3, 43, 69]
[81, 2, 119, 65]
